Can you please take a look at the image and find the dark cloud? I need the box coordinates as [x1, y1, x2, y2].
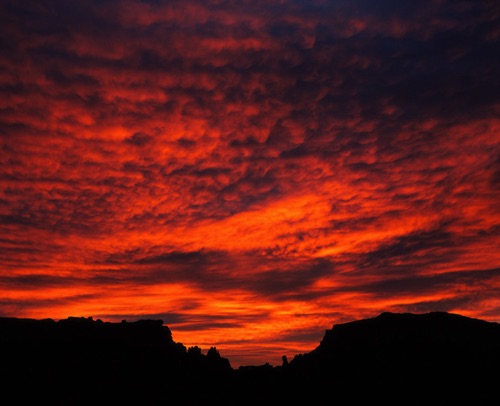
[125, 132, 154, 146]
[0, 293, 101, 315]
[247, 258, 334, 299]
[136, 250, 214, 265]
[361, 228, 458, 268]
[355, 268, 500, 297]
[0, 274, 78, 289]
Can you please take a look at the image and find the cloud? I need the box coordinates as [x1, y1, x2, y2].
[0, 0, 499, 366]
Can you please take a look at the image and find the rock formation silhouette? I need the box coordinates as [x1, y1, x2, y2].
[284, 312, 500, 405]
[1, 312, 499, 405]
[0, 316, 232, 405]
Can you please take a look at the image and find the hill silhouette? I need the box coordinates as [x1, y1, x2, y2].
[285, 312, 500, 405]
[1, 312, 499, 405]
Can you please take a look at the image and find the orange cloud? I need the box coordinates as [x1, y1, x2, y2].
[1, 0, 499, 367]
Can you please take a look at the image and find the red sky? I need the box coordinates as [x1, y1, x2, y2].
[1, 0, 499, 367]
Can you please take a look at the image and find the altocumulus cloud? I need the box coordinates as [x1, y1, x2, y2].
[0, 0, 499, 367]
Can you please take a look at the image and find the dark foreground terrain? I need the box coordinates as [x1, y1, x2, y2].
[1, 312, 499, 405]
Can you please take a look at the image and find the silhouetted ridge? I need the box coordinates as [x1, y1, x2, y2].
[286, 312, 500, 405]
[0, 316, 232, 405]
[1, 312, 499, 405]
[311, 311, 499, 358]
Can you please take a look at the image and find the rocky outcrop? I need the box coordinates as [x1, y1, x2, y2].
[0, 316, 232, 405]
[286, 312, 500, 404]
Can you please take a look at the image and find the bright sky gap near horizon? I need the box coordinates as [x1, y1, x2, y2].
[1, 0, 499, 367]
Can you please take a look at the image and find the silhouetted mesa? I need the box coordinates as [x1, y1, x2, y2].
[0, 317, 232, 405]
[285, 312, 500, 405]
[1, 312, 499, 405]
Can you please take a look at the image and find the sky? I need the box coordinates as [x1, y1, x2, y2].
[1, 0, 499, 367]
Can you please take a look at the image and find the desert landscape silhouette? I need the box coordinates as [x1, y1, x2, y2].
[1, 311, 499, 405]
